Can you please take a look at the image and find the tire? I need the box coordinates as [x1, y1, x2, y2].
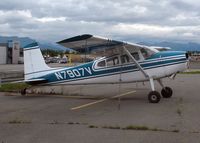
[161, 87, 173, 98]
[148, 91, 161, 103]
[20, 88, 27, 96]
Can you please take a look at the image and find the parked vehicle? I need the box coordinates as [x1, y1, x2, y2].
[59, 58, 67, 64]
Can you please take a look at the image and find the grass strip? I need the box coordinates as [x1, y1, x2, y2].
[0, 83, 30, 92]
[179, 71, 200, 74]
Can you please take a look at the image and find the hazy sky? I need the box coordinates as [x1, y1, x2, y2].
[0, 0, 200, 43]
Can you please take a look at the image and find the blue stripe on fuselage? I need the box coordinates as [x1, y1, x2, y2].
[146, 51, 186, 59]
[33, 51, 187, 85]
[44, 60, 186, 85]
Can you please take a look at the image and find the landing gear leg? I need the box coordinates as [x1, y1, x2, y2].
[157, 79, 173, 98]
[148, 78, 161, 103]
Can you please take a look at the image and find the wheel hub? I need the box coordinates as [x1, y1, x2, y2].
[151, 95, 157, 100]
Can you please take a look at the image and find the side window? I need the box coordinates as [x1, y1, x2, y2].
[131, 52, 140, 61]
[113, 57, 119, 65]
[121, 54, 129, 64]
[97, 60, 106, 67]
[106, 56, 119, 67]
[141, 48, 147, 56]
[140, 48, 151, 59]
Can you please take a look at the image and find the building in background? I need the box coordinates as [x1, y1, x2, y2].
[12, 41, 20, 64]
[0, 41, 23, 64]
[0, 43, 7, 64]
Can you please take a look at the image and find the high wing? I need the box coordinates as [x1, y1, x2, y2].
[57, 34, 157, 56]
[57, 34, 122, 53]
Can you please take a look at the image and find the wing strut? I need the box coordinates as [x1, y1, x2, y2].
[123, 45, 163, 103]
[122, 45, 149, 78]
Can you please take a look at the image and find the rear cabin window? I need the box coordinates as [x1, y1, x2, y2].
[97, 60, 106, 67]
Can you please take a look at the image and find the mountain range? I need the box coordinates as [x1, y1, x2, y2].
[0, 36, 68, 51]
[139, 41, 200, 51]
[0, 36, 200, 51]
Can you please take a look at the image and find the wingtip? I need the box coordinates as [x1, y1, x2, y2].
[57, 34, 93, 44]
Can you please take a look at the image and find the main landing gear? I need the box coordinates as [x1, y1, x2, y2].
[148, 91, 161, 103]
[148, 78, 173, 103]
[161, 87, 173, 98]
[20, 88, 27, 96]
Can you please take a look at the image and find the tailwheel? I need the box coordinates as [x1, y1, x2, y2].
[20, 88, 27, 96]
[161, 87, 173, 98]
[148, 91, 161, 103]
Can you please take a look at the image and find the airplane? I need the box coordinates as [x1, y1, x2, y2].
[22, 34, 189, 103]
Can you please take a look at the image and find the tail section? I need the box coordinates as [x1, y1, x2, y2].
[23, 42, 51, 80]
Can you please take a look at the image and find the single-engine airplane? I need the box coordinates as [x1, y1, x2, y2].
[22, 34, 189, 103]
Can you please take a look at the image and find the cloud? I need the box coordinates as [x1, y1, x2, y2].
[0, 0, 200, 43]
[110, 23, 200, 42]
[36, 17, 66, 23]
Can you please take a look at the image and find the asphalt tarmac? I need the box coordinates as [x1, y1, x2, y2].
[0, 74, 200, 143]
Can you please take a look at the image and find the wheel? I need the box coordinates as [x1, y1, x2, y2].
[148, 91, 161, 103]
[20, 88, 27, 96]
[161, 87, 173, 98]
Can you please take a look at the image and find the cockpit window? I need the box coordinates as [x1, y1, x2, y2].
[140, 48, 154, 59]
[131, 52, 140, 61]
[141, 48, 148, 58]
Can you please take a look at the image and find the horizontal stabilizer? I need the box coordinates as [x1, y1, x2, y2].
[25, 78, 48, 85]
[10, 78, 47, 85]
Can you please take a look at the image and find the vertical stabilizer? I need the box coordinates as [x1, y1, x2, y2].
[23, 42, 51, 80]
